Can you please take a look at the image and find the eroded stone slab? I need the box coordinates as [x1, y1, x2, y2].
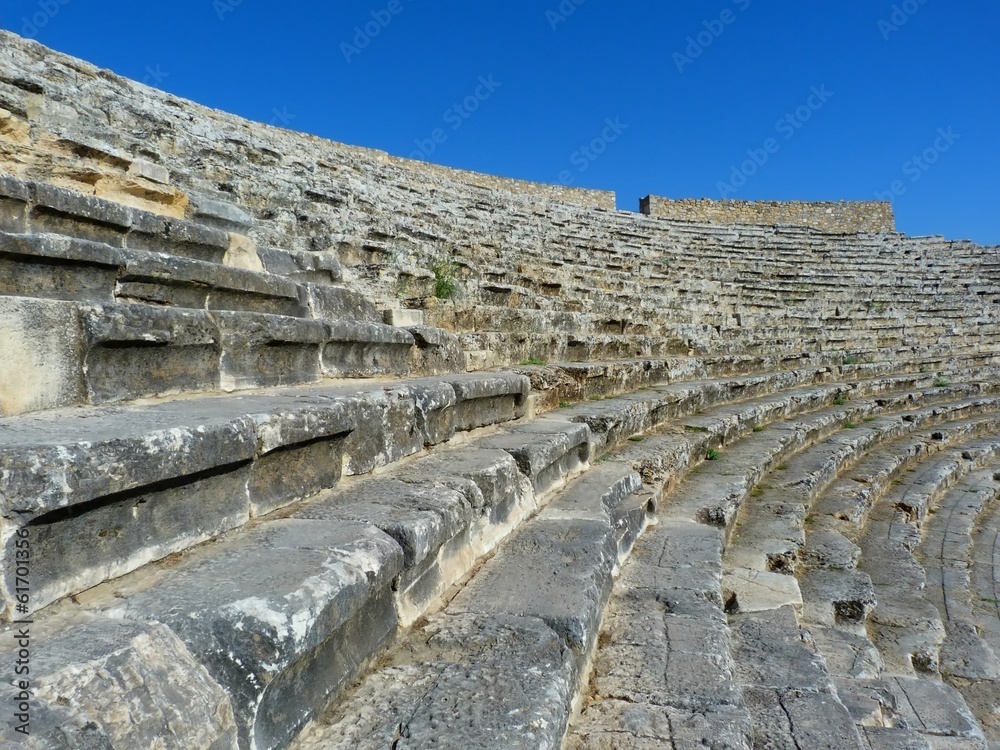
[97, 520, 403, 750]
[569, 700, 752, 750]
[724, 567, 803, 613]
[744, 687, 865, 750]
[0, 616, 237, 749]
[449, 516, 617, 650]
[295, 613, 578, 750]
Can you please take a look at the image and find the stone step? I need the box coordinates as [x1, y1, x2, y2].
[265, 449, 647, 749]
[0, 295, 465, 415]
[577, 384, 1000, 748]
[567, 383, 1000, 748]
[665, 390, 1000, 534]
[458, 323, 993, 367]
[859, 454, 1000, 678]
[915, 464, 1000, 741]
[17, 368, 968, 748]
[971, 482, 1000, 660]
[0, 230, 378, 321]
[727, 399, 1000, 584]
[0, 379, 614, 750]
[0, 372, 530, 617]
[791, 431, 1000, 710]
[568, 519, 754, 749]
[1, 174, 232, 264]
[732, 607, 866, 749]
[919, 464, 1000, 624]
[809, 426, 1000, 538]
[836, 677, 987, 749]
[517, 354, 996, 414]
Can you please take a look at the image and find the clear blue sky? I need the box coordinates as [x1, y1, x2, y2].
[3, 1, 998, 244]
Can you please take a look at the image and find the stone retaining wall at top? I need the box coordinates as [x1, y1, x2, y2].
[640, 195, 896, 233]
[391, 156, 615, 210]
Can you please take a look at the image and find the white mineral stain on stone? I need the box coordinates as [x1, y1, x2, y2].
[227, 597, 291, 640]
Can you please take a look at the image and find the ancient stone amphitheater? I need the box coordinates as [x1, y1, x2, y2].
[2, 31, 1000, 750]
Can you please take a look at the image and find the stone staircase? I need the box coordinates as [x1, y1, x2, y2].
[2, 29, 1000, 750]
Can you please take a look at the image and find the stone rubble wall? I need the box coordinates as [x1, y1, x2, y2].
[640, 195, 897, 233]
[390, 155, 616, 209]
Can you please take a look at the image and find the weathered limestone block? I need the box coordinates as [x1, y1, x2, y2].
[246, 396, 356, 517]
[742, 687, 865, 749]
[222, 233, 265, 273]
[595, 592, 745, 712]
[118, 248, 304, 317]
[257, 247, 343, 284]
[0, 295, 84, 415]
[406, 325, 465, 376]
[939, 620, 1000, 682]
[801, 529, 862, 570]
[0, 385, 423, 615]
[292, 477, 473, 622]
[861, 727, 931, 750]
[9, 464, 253, 619]
[101, 520, 403, 750]
[322, 319, 414, 378]
[810, 626, 884, 680]
[0, 173, 30, 232]
[798, 569, 877, 626]
[83, 303, 221, 402]
[0, 406, 259, 615]
[127, 210, 231, 264]
[478, 419, 591, 494]
[395, 447, 532, 526]
[449, 516, 618, 650]
[443, 372, 530, 430]
[389, 379, 457, 446]
[569, 700, 752, 750]
[844, 677, 988, 748]
[0, 616, 238, 749]
[188, 193, 253, 234]
[730, 608, 833, 692]
[543, 461, 648, 559]
[126, 158, 170, 184]
[216, 311, 324, 389]
[303, 282, 381, 323]
[383, 308, 424, 327]
[723, 568, 803, 613]
[91, 172, 188, 218]
[0, 231, 120, 302]
[544, 462, 642, 523]
[619, 519, 726, 606]
[296, 613, 578, 750]
[338, 385, 426, 474]
[29, 181, 132, 246]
